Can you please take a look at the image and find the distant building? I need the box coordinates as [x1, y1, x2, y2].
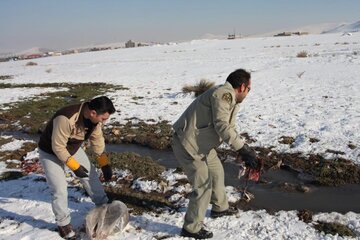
[61, 50, 78, 55]
[23, 54, 43, 59]
[227, 34, 236, 40]
[274, 32, 292, 37]
[137, 42, 149, 47]
[125, 40, 136, 48]
[274, 31, 308, 37]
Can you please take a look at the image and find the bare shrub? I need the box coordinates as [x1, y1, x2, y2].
[182, 79, 215, 97]
[26, 61, 38, 66]
[296, 51, 308, 58]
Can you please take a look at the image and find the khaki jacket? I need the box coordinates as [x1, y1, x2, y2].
[173, 81, 244, 160]
[38, 103, 105, 163]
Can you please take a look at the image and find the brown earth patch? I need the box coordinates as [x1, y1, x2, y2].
[279, 136, 295, 145]
[348, 143, 357, 150]
[309, 138, 320, 143]
[297, 209, 313, 223]
[0, 141, 37, 169]
[105, 185, 176, 215]
[314, 221, 356, 237]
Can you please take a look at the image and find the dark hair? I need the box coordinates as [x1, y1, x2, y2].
[226, 69, 251, 89]
[88, 96, 116, 115]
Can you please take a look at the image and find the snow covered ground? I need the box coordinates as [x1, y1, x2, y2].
[0, 32, 360, 239]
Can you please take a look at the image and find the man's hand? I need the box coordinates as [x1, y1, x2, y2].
[73, 165, 89, 178]
[97, 153, 112, 181]
[237, 144, 259, 169]
[66, 157, 89, 178]
[101, 165, 113, 181]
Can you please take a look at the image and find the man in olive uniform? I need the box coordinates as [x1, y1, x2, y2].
[38, 96, 116, 239]
[172, 69, 258, 239]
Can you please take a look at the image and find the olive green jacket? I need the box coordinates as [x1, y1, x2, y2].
[173, 81, 244, 160]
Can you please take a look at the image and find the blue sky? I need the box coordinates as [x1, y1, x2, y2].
[0, 0, 359, 53]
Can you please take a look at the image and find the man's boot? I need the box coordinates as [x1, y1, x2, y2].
[181, 227, 213, 239]
[210, 206, 238, 218]
[57, 223, 76, 239]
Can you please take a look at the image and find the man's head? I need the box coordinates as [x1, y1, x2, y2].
[226, 69, 251, 103]
[87, 96, 116, 124]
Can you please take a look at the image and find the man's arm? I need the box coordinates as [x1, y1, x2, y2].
[89, 123, 105, 156]
[51, 115, 72, 162]
[211, 91, 244, 151]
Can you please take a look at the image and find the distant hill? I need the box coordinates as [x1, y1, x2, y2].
[250, 20, 360, 37]
[322, 20, 360, 34]
[17, 47, 55, 56]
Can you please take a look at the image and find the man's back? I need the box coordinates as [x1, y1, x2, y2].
[173, 81, 242, 159]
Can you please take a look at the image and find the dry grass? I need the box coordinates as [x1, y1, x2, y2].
[0, 75, 13, 80]
[297, 71, 305, 78]
[182, 79, 215, 97]
[26, 61, 38, 66]
[296, 51, 308, 58]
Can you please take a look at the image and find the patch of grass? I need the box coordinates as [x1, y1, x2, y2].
[26, 61, 38, 66]
[91, 151, 173, 214]
[0, 83, 127, 133]
[309, 138, 320, 143]
[279, 136, 295, 145]
[297, 209, 313, 223]
[326, 149, 345, 155]
[0, 137, 13, 146]
[314, 221, 356, 237]
[88, 151, 165, 181]
[104, 120, 172, 150]
[0, 75, 13, 80]
[297, 71, 305, 78]
[182, 79, 215, 97]
[0, 171, 25, 181]
[0, 142, 37, 164]
[132, 96, 144, 100]
[348, 142, 357, 150]
[296, 51, 308, 58]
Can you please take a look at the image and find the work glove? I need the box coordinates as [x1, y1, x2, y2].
[237, 144, 259, 170]
[66, 157, 89, 178]
[97, 153, 113, 182]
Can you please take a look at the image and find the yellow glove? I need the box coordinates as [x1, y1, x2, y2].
[66, 156, 80, 171]
[66, 156, 89, 178]
[96, 153, 109, 167]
